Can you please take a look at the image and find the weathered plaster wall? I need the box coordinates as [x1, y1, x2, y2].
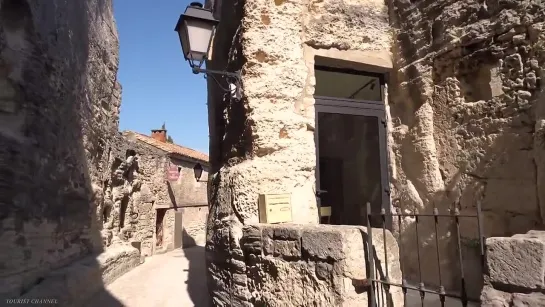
[0, 0, 128, 299]
[169, 158, 209, 207]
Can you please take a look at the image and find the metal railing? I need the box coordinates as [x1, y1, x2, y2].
[365, 202, 485, 307]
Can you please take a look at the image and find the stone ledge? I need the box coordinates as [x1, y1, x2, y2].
[481, 286, 545, 307]
[482, 231, 545, 307]
[486, 231, 545, 290]
[18, 244, 140, 307]
[240, 223, 403, 306]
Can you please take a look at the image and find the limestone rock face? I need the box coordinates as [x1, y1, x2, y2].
[390, 0, 545, 236]
[0, 0, 121, 297]
[208, 0, 545, 304]
[390, 0, 545, 294]
[205, 0, 392, 304]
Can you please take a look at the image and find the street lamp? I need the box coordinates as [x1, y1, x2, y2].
[174, 2, 241, 99]
[193, 163, 204, 182]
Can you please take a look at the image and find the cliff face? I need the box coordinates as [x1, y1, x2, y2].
[0, 0, 121, 296]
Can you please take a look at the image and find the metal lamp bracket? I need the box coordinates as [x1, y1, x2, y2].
[192, 67, 242, 101]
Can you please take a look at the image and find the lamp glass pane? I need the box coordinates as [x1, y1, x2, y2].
[186, 19, 214, 56]
[178, 28, 190, 59]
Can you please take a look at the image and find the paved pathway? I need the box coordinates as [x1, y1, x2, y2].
[405, 289, 479, 307]
[87, 246, 478, 307]
[87, 246, 210, 307]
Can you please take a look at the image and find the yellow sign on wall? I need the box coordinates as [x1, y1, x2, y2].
[258, 193, 292, 224]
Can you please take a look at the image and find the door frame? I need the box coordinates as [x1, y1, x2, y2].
[314, 96, 392, 229]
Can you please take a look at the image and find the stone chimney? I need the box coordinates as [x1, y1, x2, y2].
[151, 129, 167, 142]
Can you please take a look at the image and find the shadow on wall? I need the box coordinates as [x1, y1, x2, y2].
[0, 0, 122, 305]
[392, 83, 544, 302]
[388, 1, 545, 302]
[179, 229, 211, 307]
[167, 181, 178, 208]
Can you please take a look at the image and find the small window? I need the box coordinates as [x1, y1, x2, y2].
[314, 66, 382, 102]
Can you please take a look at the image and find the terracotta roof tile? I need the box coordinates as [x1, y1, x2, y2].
[124, 131, 209, 163]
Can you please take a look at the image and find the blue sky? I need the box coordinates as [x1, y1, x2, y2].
[114, 0, 210, 154]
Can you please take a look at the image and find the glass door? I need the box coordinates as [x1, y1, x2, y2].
[315, 100, 390, 228]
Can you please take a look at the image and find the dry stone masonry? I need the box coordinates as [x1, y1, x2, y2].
[223, 223, 402, 306]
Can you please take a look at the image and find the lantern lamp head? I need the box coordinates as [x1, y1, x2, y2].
[193, 163, 204, 182]
[174, 2, 219, 69]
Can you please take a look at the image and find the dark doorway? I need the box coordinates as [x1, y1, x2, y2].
[316, 110, 386, 227]
[314, 65, 390, 228]
[156, 208, 167, 247]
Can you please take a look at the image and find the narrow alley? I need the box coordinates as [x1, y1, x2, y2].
[85, 247, 209, 307]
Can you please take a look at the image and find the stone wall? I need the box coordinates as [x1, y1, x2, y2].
[0, 0, 134, 300]
[206, 0, 545, 301]
[388, 0, 545, 293]
[219, 223, 402, 306]
[205, 0, 393, 303]
[180, 206, 208, 247]
[389, 0, 545, 239]
[481, 231, 545, 306]
[105, 132, 209, 255]
[97, 133, 171, 257]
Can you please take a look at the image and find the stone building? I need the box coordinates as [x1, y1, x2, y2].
[202, 0, 545, 305]
[89, 128, 209, 258]
[120, 128, 210, 254]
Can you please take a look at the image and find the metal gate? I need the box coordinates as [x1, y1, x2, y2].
[364, 202, 485, 307]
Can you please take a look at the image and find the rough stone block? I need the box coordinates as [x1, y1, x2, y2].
[315, 262, 333, 280]
[263, 236, 274, 256]
[231, 259, 246, 273]
[242, 225, 262, 240]
[273, 239, 301, 258]
[512, 292, 545, 307]
[262, 227, 273, 240]
[273, 226, 301, 240]
[480, 286, 512, 307]
[242, 240, 262, 255]
[302, 228, 344, 260]
[486, 235, 545, 289]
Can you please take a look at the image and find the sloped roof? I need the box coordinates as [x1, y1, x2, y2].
[124, 131, 209, 163]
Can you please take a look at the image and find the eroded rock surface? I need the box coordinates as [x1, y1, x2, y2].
[0, 0, 130, 301]
[389, 0, 545, 295]
[217, 223, 402, 306]
[481, 231, 545, 306]
[206, 0, 545, 304]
